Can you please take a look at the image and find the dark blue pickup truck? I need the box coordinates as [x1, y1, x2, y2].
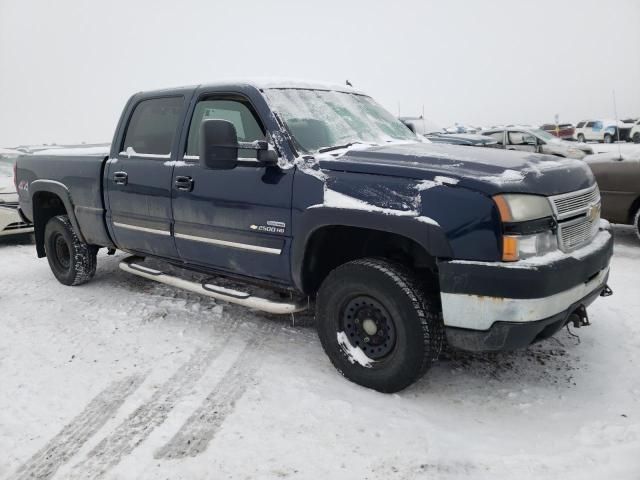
[16, 80, 613, 392]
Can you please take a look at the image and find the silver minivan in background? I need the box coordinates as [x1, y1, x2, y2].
[482, 127, 593, 159]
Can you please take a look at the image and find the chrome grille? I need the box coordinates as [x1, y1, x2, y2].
[551, 185, 600, 220]
[550, 185, 600, 252]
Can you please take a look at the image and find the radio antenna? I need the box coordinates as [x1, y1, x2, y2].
[612, 90, 623, 161]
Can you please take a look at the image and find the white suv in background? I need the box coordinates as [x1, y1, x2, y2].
[629, 119, 640, 143]
[574, 119, 633, 143]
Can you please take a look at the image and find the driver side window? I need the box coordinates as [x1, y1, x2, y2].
[185, 98, 266, 159]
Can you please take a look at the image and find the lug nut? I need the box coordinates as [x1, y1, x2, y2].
[364, 337, 370, 343]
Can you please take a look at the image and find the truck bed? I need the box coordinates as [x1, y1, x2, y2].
[17, 144, 113, 247]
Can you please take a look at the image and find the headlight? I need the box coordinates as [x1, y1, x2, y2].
[493, 194, 557, 261]
[493, 194, 553, 222]
[502, 230, 558, 262]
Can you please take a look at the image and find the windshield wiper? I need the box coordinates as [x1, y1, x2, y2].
[318, 141, 365, 153]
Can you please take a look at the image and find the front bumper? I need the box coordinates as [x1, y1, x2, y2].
[0, 205, 34, 237]
[438, 224, 613, 352]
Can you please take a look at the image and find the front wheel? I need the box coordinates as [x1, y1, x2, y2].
[44, 215, 97, 286]
[604, 133, 613, 143]
[633, 208, 640, 242]
[633, 133, 640, 144]
[316, 258, 443, 393]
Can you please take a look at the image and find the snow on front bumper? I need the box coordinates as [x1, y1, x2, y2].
[438, 226, 613, 333]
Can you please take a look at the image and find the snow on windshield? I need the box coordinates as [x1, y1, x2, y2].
[263, 89, 417, 153]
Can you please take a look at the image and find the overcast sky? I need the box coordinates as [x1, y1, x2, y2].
[1, 0, 639, 146]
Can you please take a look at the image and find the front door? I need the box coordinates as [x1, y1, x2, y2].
[171, 94, 294, 284]
[106, 95, 187, 258]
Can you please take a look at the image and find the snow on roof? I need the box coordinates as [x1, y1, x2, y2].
[142, 79, 366, 96]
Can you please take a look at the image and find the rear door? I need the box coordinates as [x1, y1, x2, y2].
[105, 95, 188, 258]
[171, 92, 294, 283]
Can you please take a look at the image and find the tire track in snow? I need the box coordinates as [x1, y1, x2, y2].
[67, 319, 240, 479]
[14, 374, 145, 480]
[154, 323, 277, 459]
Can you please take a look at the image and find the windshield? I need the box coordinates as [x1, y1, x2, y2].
[528, 128, 557, 141]
[0, 156, 16, 177]
[263, 89, 418, 153]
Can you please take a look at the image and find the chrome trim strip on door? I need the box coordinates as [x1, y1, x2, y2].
[174, 232, 282, 255]
[113, 222, 171, 236]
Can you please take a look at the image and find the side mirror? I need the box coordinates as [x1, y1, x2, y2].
[254, 141, 279, 164]
[199, 119, 239, 170]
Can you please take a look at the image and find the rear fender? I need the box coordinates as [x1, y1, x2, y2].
[31, 180, 85, 256]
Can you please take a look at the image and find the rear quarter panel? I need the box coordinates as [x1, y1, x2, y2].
[17, 153, 113, 246]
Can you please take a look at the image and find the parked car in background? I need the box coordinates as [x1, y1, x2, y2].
[398, 116, 443, 136]
[540, 123, 575, 140]
[585, 148, 640, 238]
[425, 133, 499, 147]
[0, 148, 34, 236]
[400, 117, 498, 147]
[574, 119, 634, 143]
[482, 127, 593, 159]
[629, 119, 640, 143]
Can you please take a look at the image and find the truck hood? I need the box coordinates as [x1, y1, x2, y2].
[318, 142, 595, 196]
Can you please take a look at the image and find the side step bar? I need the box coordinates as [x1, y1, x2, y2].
[119, 256, 308, 315]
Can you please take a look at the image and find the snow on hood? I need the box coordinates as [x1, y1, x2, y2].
[317, 142, 595, 196]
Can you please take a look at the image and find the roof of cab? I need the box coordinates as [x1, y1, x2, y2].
[136, 78, 365, 97]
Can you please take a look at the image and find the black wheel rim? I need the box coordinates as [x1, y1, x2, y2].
[339, 295, 397, 360]
[52, 233, 71, 271]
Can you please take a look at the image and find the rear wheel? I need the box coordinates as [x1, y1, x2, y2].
[634, 208, 640, 241]
[44, 215, 97, 286]
[633, 133, 640, 144]
[577, 133, 585, 142]
[315, 258, 443, 393]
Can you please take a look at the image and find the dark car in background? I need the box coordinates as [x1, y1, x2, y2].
[585, 149, 640, 238]
[540, 123, 575, 140]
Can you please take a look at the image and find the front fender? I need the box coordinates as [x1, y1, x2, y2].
[290, 206, 453, 292]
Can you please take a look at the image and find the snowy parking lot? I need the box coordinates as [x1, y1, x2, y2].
[1, 226, 639, 480]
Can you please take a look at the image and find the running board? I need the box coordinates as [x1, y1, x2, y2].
[119, 257, 308, 315]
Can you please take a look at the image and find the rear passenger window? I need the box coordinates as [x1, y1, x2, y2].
[585, 121, 595, 128]
[185, 99, 266, 158]
[122, 97, 183, 156]
[576, 122, 585, 128]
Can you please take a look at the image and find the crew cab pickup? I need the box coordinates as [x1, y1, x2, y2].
[16, 80, 613, 392]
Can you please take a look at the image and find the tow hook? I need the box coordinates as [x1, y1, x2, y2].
[600, 285, 613, 297]
[569, 305, 590, 328]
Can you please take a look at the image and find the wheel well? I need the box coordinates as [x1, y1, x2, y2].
[301, 226, 438, 295]
[628, 196, 640, 224]
[32, 191, 67, 257]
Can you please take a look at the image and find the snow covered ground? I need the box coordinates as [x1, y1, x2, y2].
[1, 228, 639, 480]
